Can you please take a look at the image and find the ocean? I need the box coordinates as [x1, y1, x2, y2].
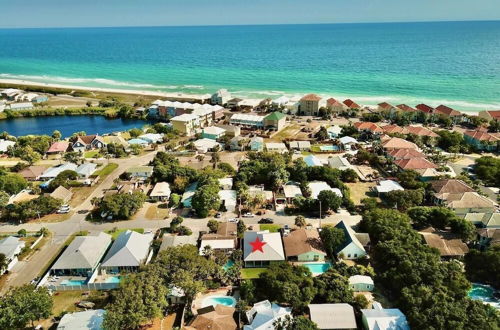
[1, 21, 499, 111]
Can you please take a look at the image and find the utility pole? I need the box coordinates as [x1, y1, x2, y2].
[319, 200, 322, 229]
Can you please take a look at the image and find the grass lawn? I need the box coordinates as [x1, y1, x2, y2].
[270, 124, 300, 141]
[241, 268, 266, 279]
[95, 163, 118, 177]
[37, 211, 73, 223]
[259, 224, 281, 233]
[84, 150, 100, 158]
[345, 182, 378, 205]
[145, 204, 170, 220]
[105, 228, 144, 240]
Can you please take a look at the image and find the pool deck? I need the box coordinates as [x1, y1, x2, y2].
[191, 287, 238, 314]
[46, 275, 87, 286]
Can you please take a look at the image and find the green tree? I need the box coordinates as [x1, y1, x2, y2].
[191, 182, 221, 218]
[319, 226, 345, 259]
[274, 315, 319, 330]
[103, 269, 168, 330]
[474, 156, 500, 187]
[0, 173, 28, 195]
[63, 151, 82, 164]
[0, 285, 52, 329]
[99, 191, 146, 220]
[313, 268, 354, 303]
[52, 130, 62, 140]
[318, 190, 342, 213]
[170, 216, 184, 230]
[0, 253, 7, 273]
[464, 246, 500, 289]
[384, 189, 424, 211]
[128, 128, 143, 138]
[19, 146, 41, 165]
[0, 191, 9, 208]
[207, 219, 219, 233]
[396, 170, 425, 189]
[169, 193, 181, 208]
[315, 126, 329, 141]
[294, 215, 306, 227]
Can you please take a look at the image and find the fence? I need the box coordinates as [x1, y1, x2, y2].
[47, 282, 119, 291]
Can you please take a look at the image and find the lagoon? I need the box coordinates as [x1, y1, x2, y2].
[0, 115, 151, 137]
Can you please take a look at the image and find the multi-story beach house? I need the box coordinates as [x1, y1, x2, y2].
[72, 134, 106, 153]
[463, 130, 500, 152]
[478, 110, 500, 122]
[211, 89, 231, 105]
[170, 113, 200, 136]
[326, 98, 346, 113]
[299, 93, 326, 116]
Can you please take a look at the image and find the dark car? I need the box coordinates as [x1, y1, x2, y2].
[258, 218, 274, 224]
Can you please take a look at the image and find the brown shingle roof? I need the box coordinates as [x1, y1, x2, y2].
[382, 124, 408, 134]
[378, 102, 394, 109]
[387, 148, 425, 160]
[354, 122, 384, 133]
[327, 98, 344, 107]
[444, 192, 496, 210]
[381, 137, 419, 150]
[396, 104, 418, 112]
[464, 130, 500, 142]
[416, 104, 435, 113]
[395, 157, 437, 170]
[301, 94, 322, 102]
[189, 305, 237, 330]
[343, 99, 360, 109]
[19, 165, 47, 180]
[406, 126, 439, 138]
[485, 110, 500, 120]
[435, 105, 462, 117]
[283, 228, 326, 257]
[76, 134, 98, 145]
[217, 222, 237, 236]
[421, 230, 469, 257]
[430, 179, 475, 194]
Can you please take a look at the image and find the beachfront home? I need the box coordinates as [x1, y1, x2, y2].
[0, 236, 25, 274]
[343, 99, 361, 110]
[349, 275, 374, 292]
[415, 103, 435, 114]
[211, 89, 231, 105]
[265, 142, 288, 153]
[193, 138, 221, 153]
[361, 303, 410, 330]
[1, 88, 22, 100]
[308, 304, 357, 330]
[308, 181, 342, 200]
[326, 98, 347, 113]
[202, 126, 226, 140]
[100, 230, 153, 274]
[18, 165, 46, 181]
[250, 137, 264, 151]
[463, 130, 499, 152]
[57, 309, 105, 330]
[218, 189, 237, 212]
[243, 231, 285, 268]
[47, 141, 70, 155]
[171, 113, 200, 136]
[149, 182, 171, 201]
[126, 166, 154, 180]
[299, 94, 326, 116]
[244, 300, 292, 330]
[75, 163, 97, 179]
[377, 102, 397, 115]
[0, 139, 15, 153]
[51, 232, 112, 277]
[40, 163, 78, 180]
[263, 111, 287, 131]
[283, 228, 326, 262]
[189, 305, 237, 330]
[435, 105, 463, 122]
[333, 221, 366, 260]
[229, 113, 264, 129]
[396, 104, 419, 119]
[478, 110, 500, 122]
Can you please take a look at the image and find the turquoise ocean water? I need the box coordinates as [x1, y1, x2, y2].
[1, 21, 500, 111]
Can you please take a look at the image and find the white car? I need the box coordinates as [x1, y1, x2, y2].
[57, 206, 71, 214]
[227, 218, 239, 223]
[242, 213, 255, 218]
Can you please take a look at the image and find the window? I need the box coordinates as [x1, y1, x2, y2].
[347, 254, 351, 258]
[354, 254, 357, 258]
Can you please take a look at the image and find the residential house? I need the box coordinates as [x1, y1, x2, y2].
[381, 137, 419, 151]
[101, 230, 153, 274]
[326, 98, 347, 113]
[227, 97, 244, 109]
[263, 112, 287, 131]
[463, 130, 499, 152]
[229, 136, 247, 151]
[354, 122, 384, 135]
[333, 221, 366, 260]
[304, 154, 323, 167]
[289, 140, 311, 151]
[127, 138, 149, 146]
[386, 148, 425, 160]
[202, 126, 226, 140]
[171, 113, 200, 136]
[72, 135, 106, 153]
[0, 139, 15, 153]
[229, 113, 264, 129]
[218, 177, 233, 190]
[430, 179, 475, 203]
[435, 105, 463, 123]
[308, 304, 357, 330]
[250, 137, 264, 151]
[265, 142, 288, 153]
[0, 236, 25, 274]
[279, 182, 303, 204]
[415, 103, 435, 114]
[104, 135, 129, 148]
[420, 229, 469, 258]
[394, 157, 438, 171]
[39, 163, 78, 180]
[194, 138, 221, 153]
[1, 88, 22, 100]
[349, 275, 374, 292]
[57, 309, 105, 330]
[377, 102, 397, 115]
[396, 104, 418, 117]
[244, 300, 292, 330]
[47, 141, 70, 154]
[50, 186, 73, 203]
[159, 234, 198, 252]
[343, 99, 361, 110]
[299, 94, 325, 116]
[211, 89, 231, 105]
[308, 181, 342, 200]
[18, 165, 46, 181]
[7, 102, 33, 111]
[8, 189, 38, 205]
[218, 189, 237, 212]
[200, 222, 237, 255]
[327, 125, 343, 138]
[75, 163, 97, 179]
[126, 166, 154, 180]
[51, 232, 112, 276]
[181, 182, 198, 208]
[243, 231, 285, 267]
[138, 133, 163, 144]
[188, 305, 237, 330]
[216, 124, 240, 137]
[361, 303, 410, 330]
[339, 136, 358, 150]
[149, 182, 171, 201]
[406, 126, 439, 138]
[374, 180, 404, 195]
[478, 110, 500, 122]
[283, 228, 326, 262]
[462, 213, 500, 228]
[477, 228, 500, 249]
[328, 156, 351, 170]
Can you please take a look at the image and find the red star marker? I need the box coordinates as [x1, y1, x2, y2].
[250, 237, 266, 253]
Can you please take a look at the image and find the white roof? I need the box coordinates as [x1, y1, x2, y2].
[150, 182, 171, 197]
[41, 163, 78, 179]
[308, 181, 342, 199]
[138, 133, 163, 143]
[376, 180, 404, 194]
[349, 275, 374, 285]
[0, 236, 25, 259]
[76, 163, 97, 177]
[265, 142, 287, 150]
[57, 309, 105, 330]
[272, 96, 290, 105]
[171, 113, 199, 122]
[339, 136, 358, 145]
[361, 307, 410, 330]
[8, 102, 33, 109]
[283, 184, 303, 199]
[159, 234, 197, 252]
[203, 126, 226, 135]
[218, 177, 233, 188]
[52, 233, 112, 270]
[304, 155, 323, 167]
[243, 231, 285, 262]
[218, 189, 237, 206]
[230, 113, 265, 123]
[199, 238, 236, 254]
[194, 138, 220, 149]
[309, 304, 357, 329]
[327, 125, 343, 135]
[101, 231, 153, 268]
[289, 140, 311, 149]
[244, 300, 292, 330]
[0, 139, 15, 152]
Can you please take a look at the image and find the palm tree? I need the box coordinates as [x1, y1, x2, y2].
[210, 151, 220, 169]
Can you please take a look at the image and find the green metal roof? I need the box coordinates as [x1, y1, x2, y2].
[264, 111, 286, 121]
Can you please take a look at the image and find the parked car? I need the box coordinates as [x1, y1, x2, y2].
[258, 218, 274, 224]
[57, 205, 71, 214]
[243, 212, 255, 218]
[228, 218, 239, 223]
[215, 212, 222, 218]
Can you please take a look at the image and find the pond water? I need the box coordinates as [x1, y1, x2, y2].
[0, 115, 152, 137]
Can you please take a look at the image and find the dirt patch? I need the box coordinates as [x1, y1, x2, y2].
[345, 182, 378, 205]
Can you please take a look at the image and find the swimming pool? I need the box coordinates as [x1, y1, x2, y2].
[201, 295, 237, 308]
[104, 276, 122, 284]
[319, 145, 340, 151]
[223, 260, 235, 270]
[60, 279, 86, 286]
[468, 283, 500, 309]
[303, 262, 332, 275]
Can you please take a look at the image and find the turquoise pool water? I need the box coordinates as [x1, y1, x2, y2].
[60, 279, 86, 286]
[202, 296, 237, 308]
[319, 145, 340, 151]
[105, 276, 122, 284]
[303, 262, 332, 274]
[223, 260, 235, 270]
[468, 284, 500, 309]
